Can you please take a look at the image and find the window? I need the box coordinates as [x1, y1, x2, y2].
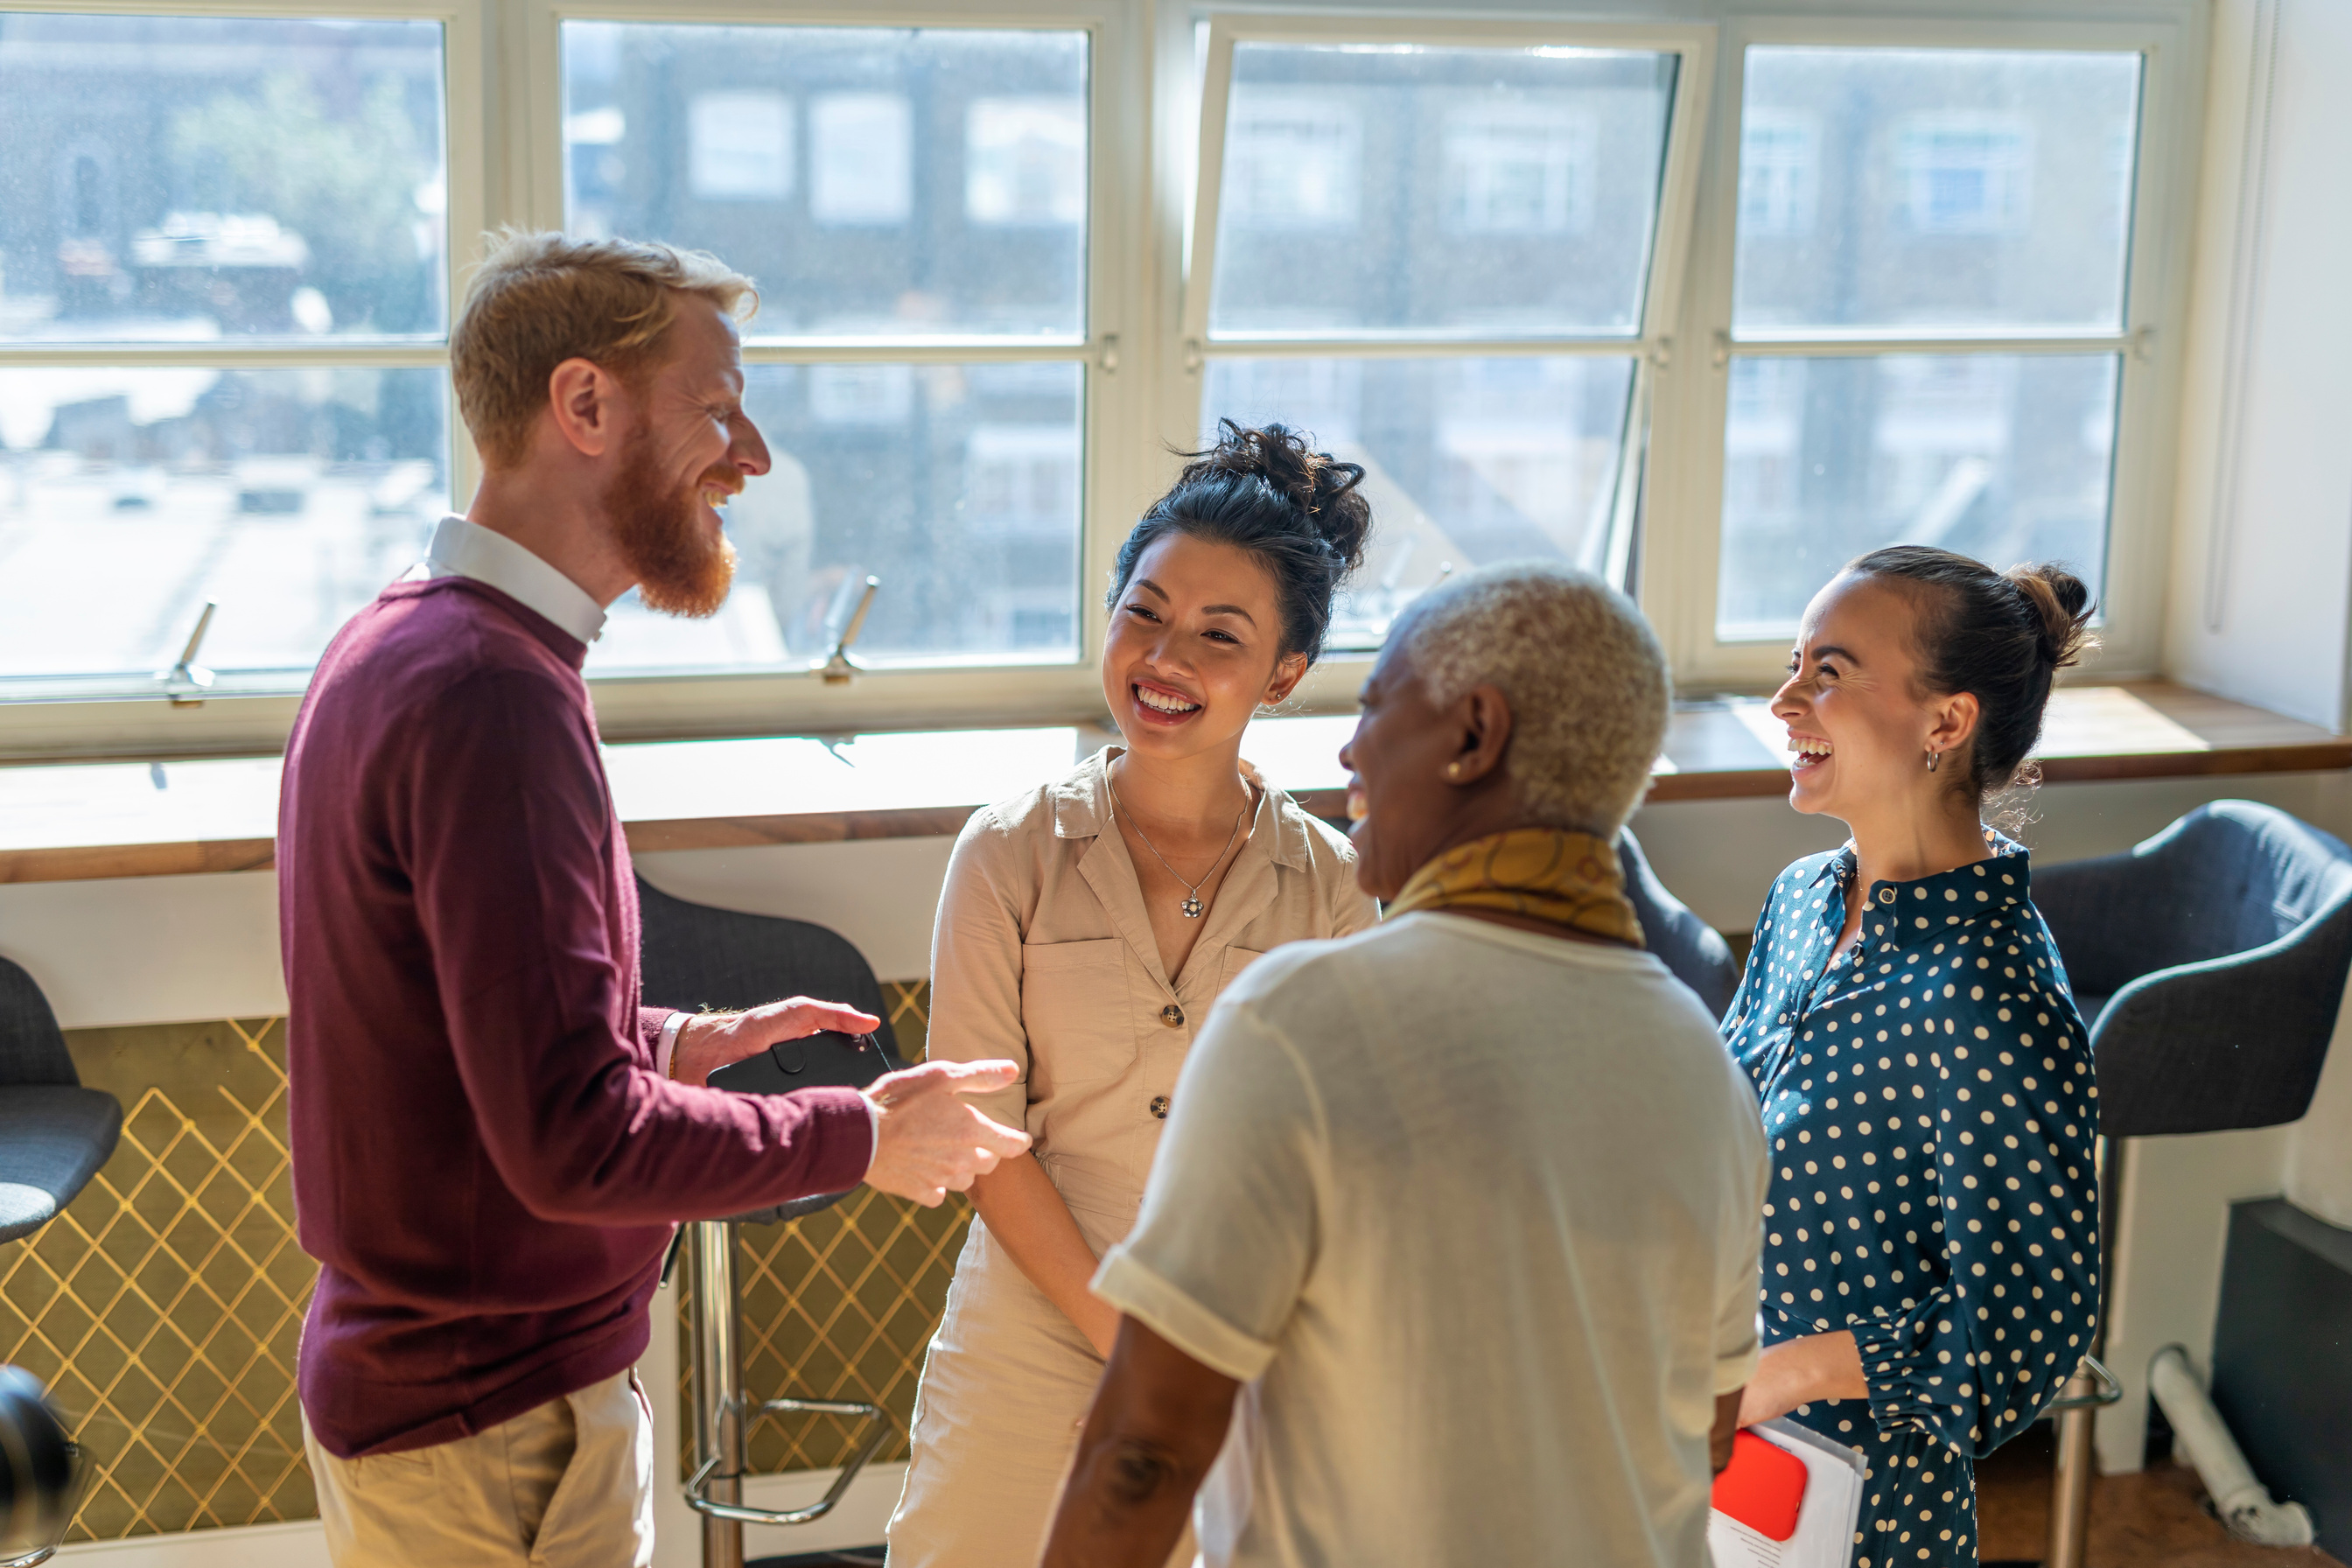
[0, 11, 455, 716]
[1657, 32, 2174, 685]
[1188, 23, 1697, 655]
[558, 23, 1090, 677]
[0, 2, 2207, 758]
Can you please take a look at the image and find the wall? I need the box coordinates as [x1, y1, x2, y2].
[2164, 0, 2352, 731]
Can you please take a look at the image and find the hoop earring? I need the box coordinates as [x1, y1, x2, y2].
[1925, 747, 1942, 774]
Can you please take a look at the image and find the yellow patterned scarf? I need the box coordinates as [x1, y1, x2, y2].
[1384, 828, 1645, 948]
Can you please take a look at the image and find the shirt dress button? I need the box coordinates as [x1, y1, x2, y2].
[1876, 887, 1896, 905]
[1150, 1096, 1170, 1119]
[1159, 1004, 1185, 1027]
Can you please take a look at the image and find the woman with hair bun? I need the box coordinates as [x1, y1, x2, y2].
[887, 422, 1380, 1566]
[1720, 546, 2103, 1567]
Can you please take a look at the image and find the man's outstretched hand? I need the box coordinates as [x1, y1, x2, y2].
[862, 1060, 1031, 1207]
[671, 998, 882, 1086]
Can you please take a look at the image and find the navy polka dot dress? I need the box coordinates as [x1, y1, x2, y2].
[1720, 835, 2100, 1568]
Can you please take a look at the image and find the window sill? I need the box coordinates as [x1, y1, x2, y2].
[0, 683, 2342, 886]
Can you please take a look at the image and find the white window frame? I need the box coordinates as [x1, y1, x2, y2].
[0, 0, 2209, 762]
[1641, 10, 2207, 692]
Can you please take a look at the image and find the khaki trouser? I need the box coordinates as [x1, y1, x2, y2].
[302, 1370, 655, 1567]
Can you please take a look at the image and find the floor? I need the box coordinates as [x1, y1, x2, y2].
[747, 1432, 2350, 1568]
[1978, 1425, 2343, 1568]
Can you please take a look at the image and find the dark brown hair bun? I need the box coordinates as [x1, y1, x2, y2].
[2004, 563, 2096, 673]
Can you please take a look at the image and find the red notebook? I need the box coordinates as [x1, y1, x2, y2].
[1712, 1430, 1810, 1542]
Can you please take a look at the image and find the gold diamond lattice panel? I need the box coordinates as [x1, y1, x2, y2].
[678, 979, 975, 1475]
[0, 1018, 315, 1542]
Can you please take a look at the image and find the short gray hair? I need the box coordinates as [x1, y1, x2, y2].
[1395, 563, 1669, 836]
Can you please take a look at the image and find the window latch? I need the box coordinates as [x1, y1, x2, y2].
[816, 576, 881, 686]
[160, 599, 218, 707]
[1096, 333, 1120, 374]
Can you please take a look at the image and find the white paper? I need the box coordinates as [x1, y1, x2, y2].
[1708, 1418, 1866, 1568]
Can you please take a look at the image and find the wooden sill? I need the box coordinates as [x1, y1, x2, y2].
[1, 682, 2343, 886]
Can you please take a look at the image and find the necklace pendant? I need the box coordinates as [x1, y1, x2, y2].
[1181, 895, 1205, 919]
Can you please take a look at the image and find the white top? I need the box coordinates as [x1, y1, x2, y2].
[1093, 911, 1769, 1568]
[425, 514, 606, 646]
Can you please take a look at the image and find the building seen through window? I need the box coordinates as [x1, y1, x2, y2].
[1717, 46, 2143, 640]
[1199, 41, 1674, 647]
[562, 23, 1089, 675]
[0, 13, 449, 696]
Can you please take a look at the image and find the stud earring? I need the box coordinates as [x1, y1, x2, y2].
[1925, 746, 1942, 774]
[1446, 761, 1464, 780]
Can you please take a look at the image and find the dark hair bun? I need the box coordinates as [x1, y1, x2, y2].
[1186, 420, 1373, 573]
[2004, 563, 2096, 672]
[1108, 420, 1377, 664]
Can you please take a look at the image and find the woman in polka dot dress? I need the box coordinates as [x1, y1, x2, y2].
[1719, 547, 2102, 1568]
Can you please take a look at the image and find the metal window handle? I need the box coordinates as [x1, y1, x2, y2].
[160, 600, 218, 706]
[684, 1395, 897, 1527]
[817, 577, 880, 685]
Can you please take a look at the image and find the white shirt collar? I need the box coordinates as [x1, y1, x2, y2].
[424, 514, 606, 645]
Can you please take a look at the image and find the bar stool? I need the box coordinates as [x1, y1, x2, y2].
[0, 956, 122, 1564]
[638, 878, 910, 1568]
[2030, 802, 2352, 1568]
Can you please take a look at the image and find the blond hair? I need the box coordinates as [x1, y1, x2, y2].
[1397, 563, 1669, 836]
[452, 229, 759, 468]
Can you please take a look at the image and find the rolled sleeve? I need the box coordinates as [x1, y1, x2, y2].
[1094, 994, 1322, 1379]
[1092, 1250, 1278, 1383]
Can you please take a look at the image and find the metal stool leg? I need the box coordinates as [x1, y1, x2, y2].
[690, 1221, 746, 1568]
[2046, 1136, 2126, 1568]
[683, 1217, 900, 1566]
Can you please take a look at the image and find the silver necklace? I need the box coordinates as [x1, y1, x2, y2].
[1108, 775, 1250, 919]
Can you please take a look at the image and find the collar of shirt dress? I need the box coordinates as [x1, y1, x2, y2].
[1048, 746, 1309, 998]
[422, 514, 608, 646]
[1805, 830, 2032, 970]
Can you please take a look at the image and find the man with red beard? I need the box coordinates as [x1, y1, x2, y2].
[276, 231, 1031, 1568]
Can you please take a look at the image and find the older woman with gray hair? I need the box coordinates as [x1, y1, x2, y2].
[1041, 562, 1769, 1568]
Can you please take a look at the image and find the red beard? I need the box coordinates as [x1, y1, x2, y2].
[607, 422, 738, 619]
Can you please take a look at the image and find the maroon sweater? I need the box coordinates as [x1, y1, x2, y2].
[278, 576, 872, 1458]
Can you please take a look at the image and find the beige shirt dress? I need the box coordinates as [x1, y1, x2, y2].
[885, 748, 1378, 1568]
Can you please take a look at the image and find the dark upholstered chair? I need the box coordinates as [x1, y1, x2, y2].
[635, 877, 906, 1542]
[1620, 830, 1742, 1018]
[2034, 800, 2352, 1137]
[2026, 801, 2352, 1568]
[638, 876, 908, 1226]
[0, 957, 123, 1245]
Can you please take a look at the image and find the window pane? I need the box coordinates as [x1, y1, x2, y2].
[1203, 354, 1634, 647]
[1208, 45, 1676, 338]
[586, 361, 1083, 675]
[1714, 354, 2118, 640]
[564, 24, 1087, 341]
[1733, 48, 2141, 332]
[0, 369, 448, 688]
[0, 14, 448, 343]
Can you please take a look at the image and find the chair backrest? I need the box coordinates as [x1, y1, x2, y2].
[1619, 830, 1742, 1019]
[2035, 802, 2352, 1138]
[638, 878, 902, 1064]
[2039, 802, 2352, 996]
[637, 878, 903, 1223]
[0, 958, 80, 1089]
